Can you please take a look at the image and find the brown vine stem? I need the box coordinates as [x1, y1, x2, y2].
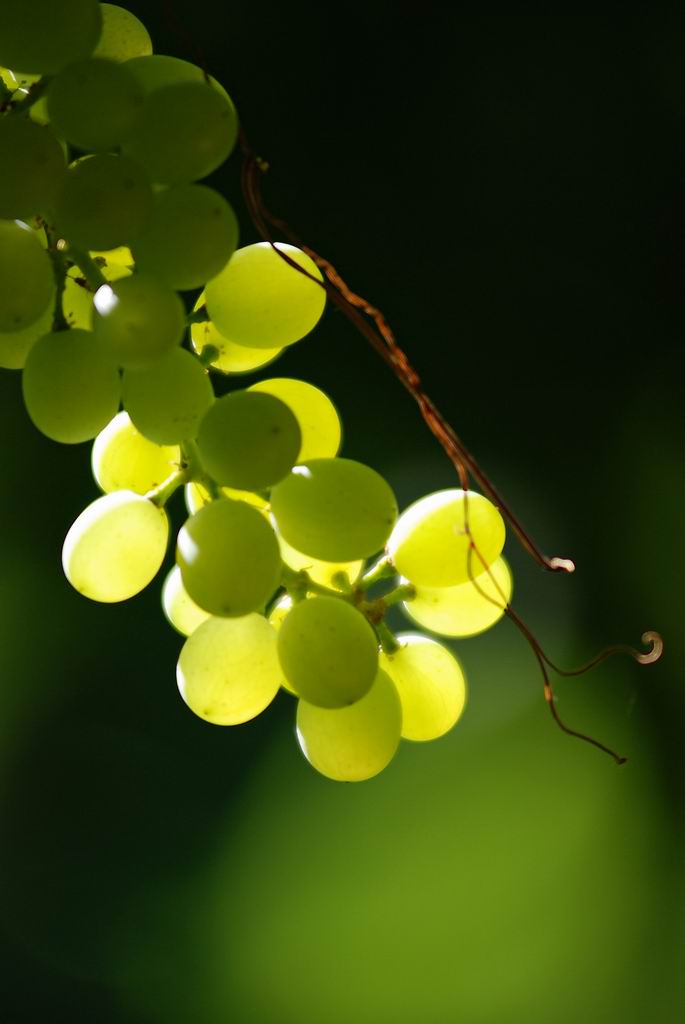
[238, 129, 663, 763]
[160, 0, 663, 762]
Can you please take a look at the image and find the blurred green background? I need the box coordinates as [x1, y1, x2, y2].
[1, 5, 683, 1021]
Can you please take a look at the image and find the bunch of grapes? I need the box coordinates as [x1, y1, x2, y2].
[0, 0, 512, 782]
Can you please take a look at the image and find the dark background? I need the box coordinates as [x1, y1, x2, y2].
[0, 4, 683, 1022]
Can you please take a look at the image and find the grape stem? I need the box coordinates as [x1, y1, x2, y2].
[179, 439, 223, 499]
[186, 305, 210, 325]
[146, 467, 190, 508]
[375, 619, 400, 655]
[69, 248, 107, 291]
[197, 344, 220, 368]
[358, 554, 396, 591]
[281, 563, 346, 603]
[44, 226, 69, 332]
[2, 76, 49, 116]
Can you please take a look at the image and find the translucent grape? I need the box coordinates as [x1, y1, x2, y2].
[190, 296, 283, 375]
[91, 411, 180, 494]
[205, 242, 326, 350]
[402, 556, 513, 638]
[22, 329, 121, 444]
[0, 1, 103, 75]
[132, 185, 238, 290]
[248, 378, 342, 462]
[124, 82, 238, 185]
[270, 458, 398, 562]
[184, 482, 269, 517]
[177, 614, 282, 726]
[387, 489, 506, 588]
[92, 273, 184, 369]
[276, 528, 363, 590]
[62, 491, 169, 603]
[379, 634, 467, 741]
[177, 499, 281, 617]
[0, 301, 53, 371]
[94, 4, 153, 62]
[122, 348, 214, 444]
[277, 596, 378, 708]
[162, 565, 210, 637]
[63, 260, 131, 331]
[0, 119, 66, 220]
[0, 220, 54, 332]
[296, 669, 402, 782]
[47, 58, 144, 151]
[54, 154, 153, 251]
[196, 391, 301, 491]
[124, 55, 229, 101]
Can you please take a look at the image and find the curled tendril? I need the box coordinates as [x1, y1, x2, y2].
[157, 0, 663, 766]
[237, 133, 664, 764]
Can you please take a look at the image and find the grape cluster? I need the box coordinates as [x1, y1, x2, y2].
[0, 2, 512, 781]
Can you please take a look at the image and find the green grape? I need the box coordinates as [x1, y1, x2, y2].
[54, 154, 153, 251]
[196, 391, 301, 491]
[277, 596, 378, 708]
[162, 565, 210, 637]
[0, 220, 53, 333]
[92, 273, 184, 369]
[46, 58, 144, 151]
[0, 118, 66, 219]
[62, 490, 168, 603]
[296, 669, 402, 782]
[1, 228, 53, 337]
[91, 411, 180, 494]
[131, 185, 238, 290]
[270, 458, 398, 562]
[402, 556, 512, 638]
[379, 634, 467, 741]
[94, 4, 153, 62]
[0, 300, 53, 371]
[177, 614, 282, 726]
[22, 329, 121, 444]
[248, 378, 342, 462]
[124, 82, 238, 185]
[177, 499, 281, 617]
[387, 489, 506, 588]
[63, 260, 131, 330]
[124, 54, 230, 100]
[190, 294, 283, 375]
[184, 481, 269, 516]
[205, 242, 326, 350]
[0, 0, 102, 75]
[122, 348, 214, 444]
[276, 528, 363, 590]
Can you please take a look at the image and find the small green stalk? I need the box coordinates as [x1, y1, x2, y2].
[197, 344, 220, 368]
[69, 247, 107, 290]
[47, 246, 69, 332]
[380, 582, 416, 608]
[358, 554, 396, 591]
[146, 467, 190, 508]
[186, 305, 210, 325]
[6, 77, 49, 116]
[375, 619, 400, 655]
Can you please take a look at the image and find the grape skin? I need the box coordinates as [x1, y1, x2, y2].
[296, 669, 402, 782]
[177, 614, 283, 725]
[379, 633, 467, 741]
[62, 491, 169, 603]
[277, 596, 379, 708]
